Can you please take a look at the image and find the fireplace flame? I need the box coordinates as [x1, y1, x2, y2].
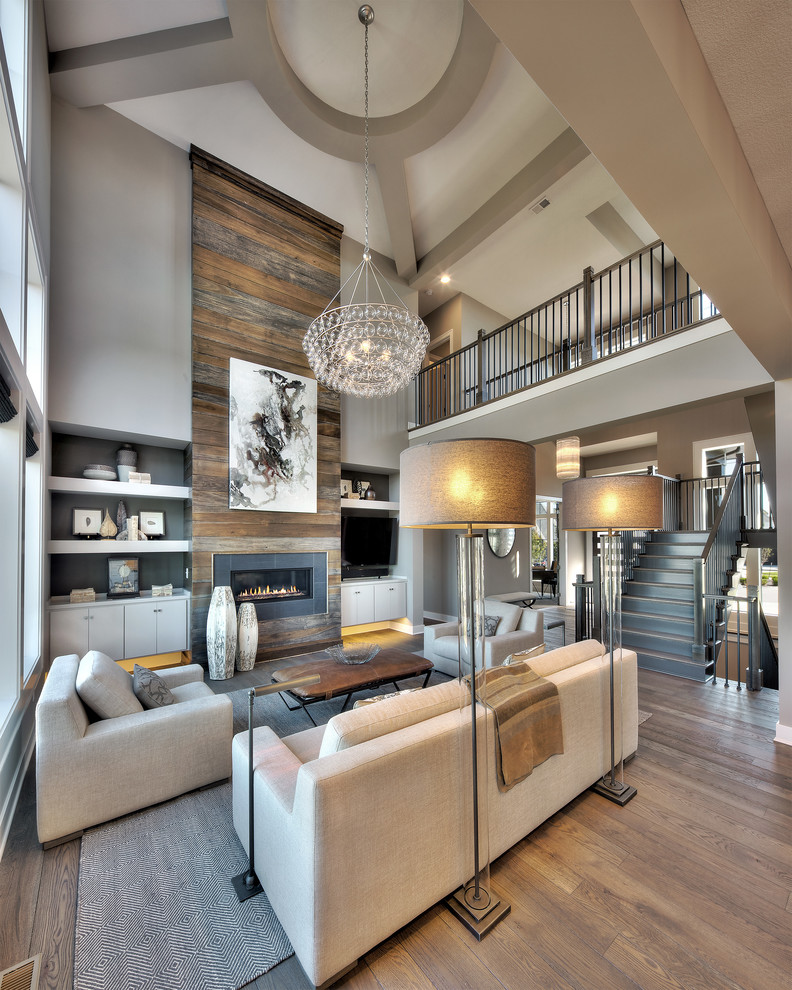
[237, 585, 305, 602]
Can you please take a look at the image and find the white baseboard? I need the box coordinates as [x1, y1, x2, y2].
[774, 721, 792, 748]
[390, 618, 424, 636]
[424, 611, 456, 623]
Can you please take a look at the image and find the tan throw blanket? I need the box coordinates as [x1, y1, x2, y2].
[474, 661, 564, 791]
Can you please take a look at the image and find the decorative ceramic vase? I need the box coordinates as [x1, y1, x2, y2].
[116, 443, 137, 466]
[128, 516, 138, 541]
[206, 586, 237, 680]
[236, 602, 258, 672]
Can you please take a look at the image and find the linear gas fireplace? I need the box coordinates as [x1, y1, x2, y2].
[213, 552, 327, 621]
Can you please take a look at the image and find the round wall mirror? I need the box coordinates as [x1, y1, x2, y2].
[486, 528, 516, 558]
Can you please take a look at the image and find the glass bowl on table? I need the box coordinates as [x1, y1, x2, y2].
[326, 642, 380, 665]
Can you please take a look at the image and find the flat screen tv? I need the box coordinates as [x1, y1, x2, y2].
[341, 515, 398, 577]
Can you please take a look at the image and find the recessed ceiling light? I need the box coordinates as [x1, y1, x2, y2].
[440, 274, 451, 284]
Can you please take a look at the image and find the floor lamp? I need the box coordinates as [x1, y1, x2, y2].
[232, 674, 320, 902]
[400, 438, 535, 938]
[562, 474, 663, 805]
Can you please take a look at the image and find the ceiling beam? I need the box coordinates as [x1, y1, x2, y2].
[470, 0, 792, 380]
[411, 127, 589, 290]
[48, 20, 239, 107]
[49, 18, 232, 73]
[586, 203, 644, 256]
[372, 155, 417, 281]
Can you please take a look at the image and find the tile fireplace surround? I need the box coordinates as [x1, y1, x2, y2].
[212, 552, 328, 621]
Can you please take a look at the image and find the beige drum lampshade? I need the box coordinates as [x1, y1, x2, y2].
[400, 438, 536, 528]
[562, 474, 663, 531]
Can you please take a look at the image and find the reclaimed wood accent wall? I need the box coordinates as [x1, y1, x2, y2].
[190, 147, 343, 663]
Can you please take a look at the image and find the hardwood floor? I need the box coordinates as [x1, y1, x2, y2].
[2, 624, 788, 990]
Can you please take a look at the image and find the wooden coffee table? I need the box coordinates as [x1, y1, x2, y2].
[271, 647, 434, 726]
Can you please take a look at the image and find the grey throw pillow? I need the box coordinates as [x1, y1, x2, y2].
[133, 665, 176, 709]
[483, 613, 500, 637]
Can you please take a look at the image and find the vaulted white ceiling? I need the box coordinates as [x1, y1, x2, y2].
[44, 0, 791, 368]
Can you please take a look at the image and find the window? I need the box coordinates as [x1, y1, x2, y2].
[0, 0, 27, 143]
[532, 498, 559, 568]
[0, 106, 24, 353]
[0, 414, 21, 722]
[25, 224, 43, 403]
[23, 430, 41, 679]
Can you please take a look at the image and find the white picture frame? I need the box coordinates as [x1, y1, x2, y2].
[139, 510, 165, 537]
[72, 507, 102, 537]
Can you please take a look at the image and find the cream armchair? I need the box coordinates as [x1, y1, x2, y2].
[423, 598, 544, 676]
[36, 653, 233, 845]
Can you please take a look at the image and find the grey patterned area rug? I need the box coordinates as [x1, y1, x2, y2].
[74, 783, 292, 990]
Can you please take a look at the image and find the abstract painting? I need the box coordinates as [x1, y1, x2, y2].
[229, 358, 317, 512]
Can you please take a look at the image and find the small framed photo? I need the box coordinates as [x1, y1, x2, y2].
[72, 507, 102, 538]
[107, 557, 139, 598]
[340, 478, 353, 498]
[139, 510, 165, 537]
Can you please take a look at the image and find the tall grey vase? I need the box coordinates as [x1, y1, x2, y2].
[206, 586, 237, 680]
[236, 602, 258, 672]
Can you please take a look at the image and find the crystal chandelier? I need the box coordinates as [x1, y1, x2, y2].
[303, 4, 429, 399]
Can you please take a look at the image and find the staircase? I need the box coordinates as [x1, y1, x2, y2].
[621, 532, 709, 679]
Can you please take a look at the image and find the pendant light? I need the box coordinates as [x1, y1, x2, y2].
[303, 4, 429, 399]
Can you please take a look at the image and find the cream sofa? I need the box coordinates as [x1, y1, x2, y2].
[36, 653, 233, 844]
[423, 597, 544, 676]
[232, 639, 638, 987]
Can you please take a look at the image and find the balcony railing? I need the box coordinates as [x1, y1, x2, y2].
[414, 240, 719, 428]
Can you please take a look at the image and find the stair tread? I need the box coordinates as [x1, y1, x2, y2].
[622, 628, 695, 645]
[633, 647, 708, 665]
[620, 609, 694, 623]
[625, 581, 694, 591]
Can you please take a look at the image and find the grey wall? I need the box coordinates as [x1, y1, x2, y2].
[49, 102, 191, 442]
[460, 293, 508, 346]
[424, 295, 463, 352]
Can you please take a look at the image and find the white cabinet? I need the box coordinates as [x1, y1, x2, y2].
[49, 592, 190, 661]
[341, 578, 407, 626]
[50, 604, 125, 660]
[124, 598, 188, 658]
[341, 583, 375, 626]
[374, 581, 407, 622]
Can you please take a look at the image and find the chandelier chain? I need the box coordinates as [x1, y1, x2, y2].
[363, 18, 370, 257]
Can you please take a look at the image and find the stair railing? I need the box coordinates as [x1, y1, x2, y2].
[573, 572, 601, 642]
[692, 454, 745, 672]
[742, 460, 775, 532]
[707, 590, 777, 690]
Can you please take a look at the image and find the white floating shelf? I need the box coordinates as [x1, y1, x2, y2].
[48, 476, 190, 500]
[48, 540, 190, 555]
[341, 499, 399, 511]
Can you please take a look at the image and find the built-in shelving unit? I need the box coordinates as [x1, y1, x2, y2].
[341, 498, 399, 512]
[48, 476, 190, 500]
[48, 540, 189, 554]
[47, 432, 192, 650]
